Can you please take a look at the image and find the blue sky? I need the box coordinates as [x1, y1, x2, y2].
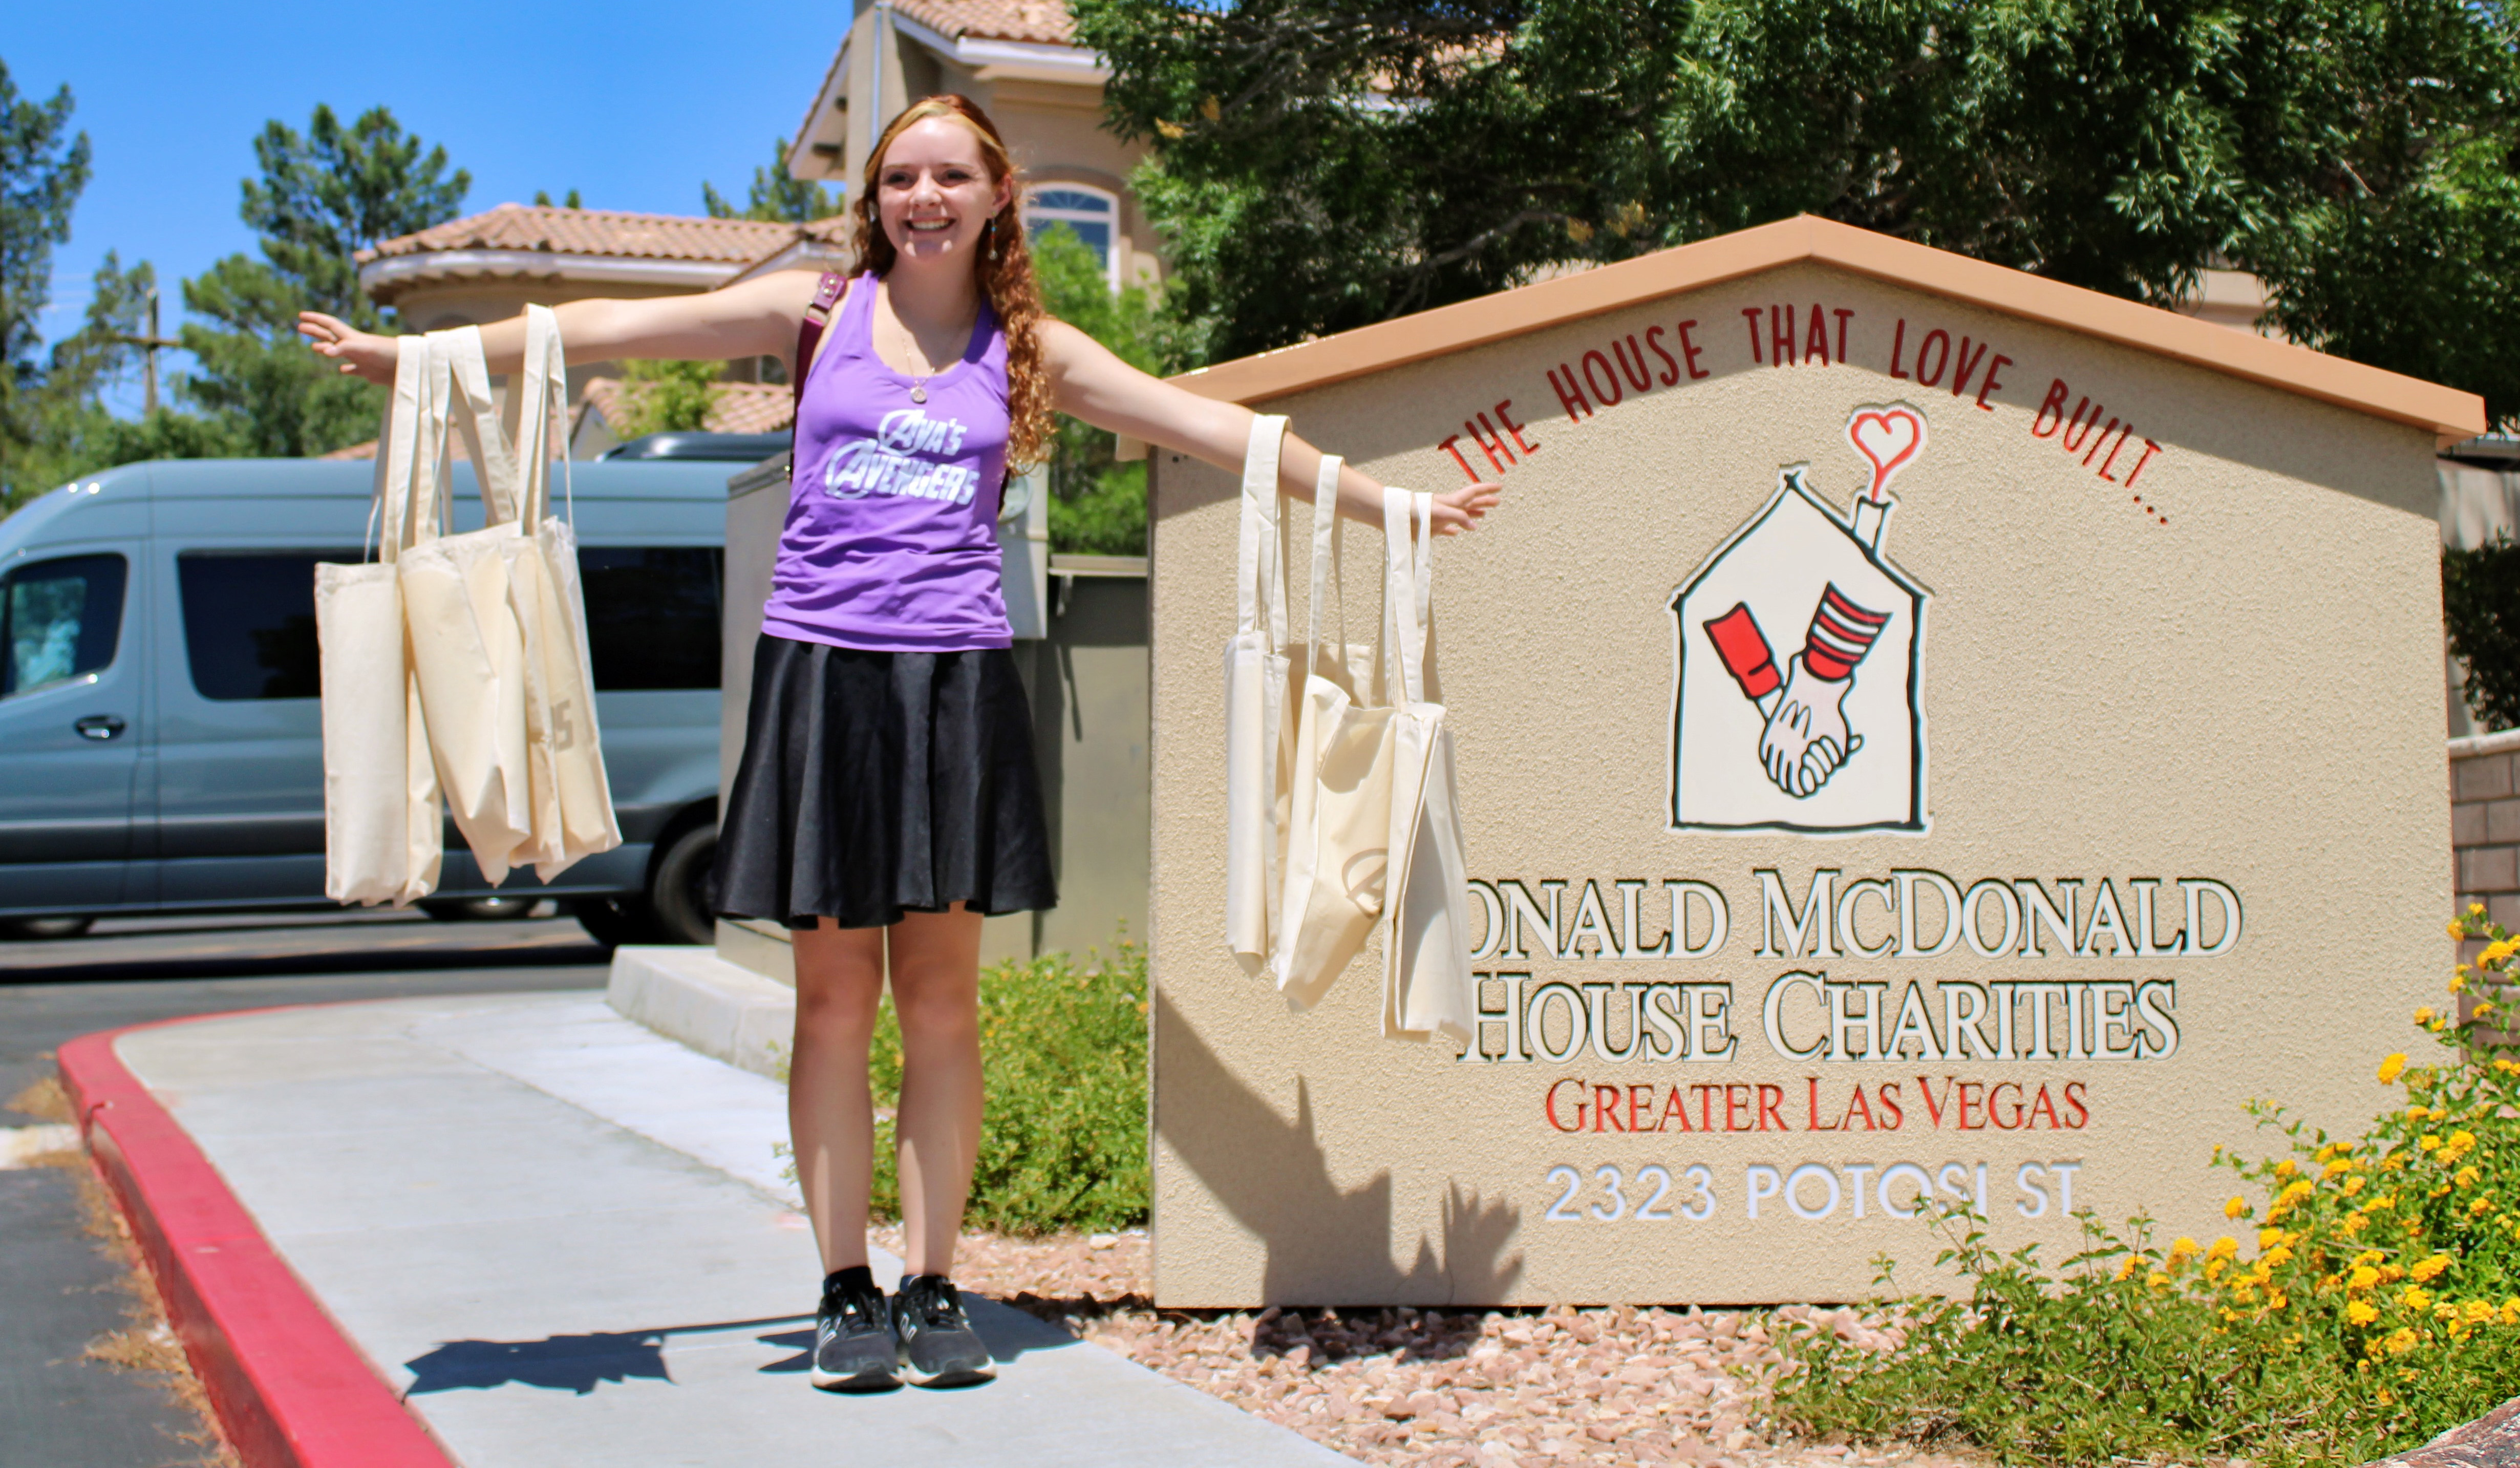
[14, 0, 853, 413]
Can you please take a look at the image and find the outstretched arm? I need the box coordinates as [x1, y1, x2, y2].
[1041, 320, 1499, 535]
[298, 269, 826, 384]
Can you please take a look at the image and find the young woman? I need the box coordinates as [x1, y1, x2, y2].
[302, 94, 1499, 1393]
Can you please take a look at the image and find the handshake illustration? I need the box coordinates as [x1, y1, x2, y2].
[1704, 586, 1890, 798]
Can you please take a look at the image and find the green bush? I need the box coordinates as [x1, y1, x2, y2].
[1774, 912, 2520, 1465]
[856, 937, 1149, 1236]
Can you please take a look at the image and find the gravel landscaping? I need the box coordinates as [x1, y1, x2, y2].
[891, 1224, 1984, 1468]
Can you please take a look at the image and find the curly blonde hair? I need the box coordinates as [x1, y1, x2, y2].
[852, 95, 1052, 475]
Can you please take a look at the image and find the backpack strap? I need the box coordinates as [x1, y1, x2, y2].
[792, 269, 849, 418]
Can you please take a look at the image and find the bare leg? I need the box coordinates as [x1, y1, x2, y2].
[886, 905, 986, 1277]
[789, 919, 886, 1274]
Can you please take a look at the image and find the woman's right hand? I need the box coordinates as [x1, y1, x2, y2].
[298, 312, 398, 385]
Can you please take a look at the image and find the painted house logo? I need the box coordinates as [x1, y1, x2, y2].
[1670, 405, 1931, 834]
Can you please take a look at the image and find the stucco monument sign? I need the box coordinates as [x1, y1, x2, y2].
[1143, 216, 2488, 1307]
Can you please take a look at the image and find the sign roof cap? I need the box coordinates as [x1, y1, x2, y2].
[1163, 215, 2486, 444]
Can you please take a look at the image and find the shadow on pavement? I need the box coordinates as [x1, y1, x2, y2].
[417, 1297, 1083, 1395]
[0, 918, 607, 986]
[405, 1330, 675, 1396]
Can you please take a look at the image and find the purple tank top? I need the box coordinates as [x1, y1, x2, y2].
[760, 272, 1011, 652]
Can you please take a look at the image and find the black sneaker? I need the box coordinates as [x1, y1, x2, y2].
[890, 1273, 994, 1387]
[809, 1269, 899, 1392]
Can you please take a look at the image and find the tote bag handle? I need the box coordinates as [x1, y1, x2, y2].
[505, 305, 572, 528]
[1236, 415, 1291, 653]
[434, 326, 521, 531]
[1382, 489, 1435, 706]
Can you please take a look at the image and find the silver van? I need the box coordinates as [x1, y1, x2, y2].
[0, 458, 728, 946]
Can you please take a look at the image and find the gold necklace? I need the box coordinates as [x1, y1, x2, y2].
[888, 300, 975, 405]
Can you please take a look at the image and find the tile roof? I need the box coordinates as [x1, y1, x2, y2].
[581, 377, 796, 436]
[894, 0, 1076, 45]
[359, 204, 849, 266]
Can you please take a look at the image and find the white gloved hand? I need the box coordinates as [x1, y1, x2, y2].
[1758, 654, 1863, 798]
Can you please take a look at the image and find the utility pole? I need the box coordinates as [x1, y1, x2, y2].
[114, 286, 181, 415]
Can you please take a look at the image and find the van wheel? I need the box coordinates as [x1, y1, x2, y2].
[646, 823, 718, 947]
[569, 897, 659, 949]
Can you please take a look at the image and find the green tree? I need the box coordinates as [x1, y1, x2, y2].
[1034, 222, 1172, 555]
[1073, 0, 2520, 424]
[533, 188, 584, 208]
[180, 104, 468, 456]
[609, 358, 722, 438]
[703, 140, 839, 222]
[1, 61, 93, 505]
[19, 253, 236, 497]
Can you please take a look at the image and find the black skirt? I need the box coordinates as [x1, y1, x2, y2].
[711, 634, 1057, 930]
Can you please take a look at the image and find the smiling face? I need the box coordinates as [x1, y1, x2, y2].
[875, 117, 1012, 270]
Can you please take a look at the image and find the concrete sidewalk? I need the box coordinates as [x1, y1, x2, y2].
[98, 992, 1351, 1467]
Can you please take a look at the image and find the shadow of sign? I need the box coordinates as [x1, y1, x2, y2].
[1156, 990, 1525, 1305]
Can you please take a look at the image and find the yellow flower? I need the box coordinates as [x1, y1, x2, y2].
[2350, 1265, 2381, 1290]
[2148, 1271, 2171, 1291]
[2279, 1180, 2315, 1208]
[2343, 1213, 2369, 1236]
[2412, 1254, 2452, 1283]
[2455, 1166, 2482, 1188]
[2415, 1007, 2437, 1026]
[2226, 1196, 2250, 1220]
[2469, 902, 2487, 916]
[2451, 975, 2468, 993]
[2209, 1237, 2239, 1262]
[2436, 1302, 2462, 1325]
[2379, 1054, 2407, 1084]
[2275, 1159, 2298, 1180]
[2269, 1291, 2289, 1310]
[2345, 1176, 2367, 1196]
[2324, 1159, 2354, 1180]
[2258, 1225, 2288, 1249]
[2169, 1237, 2199, 1263]
[2421, 1134, 2442, 1152]
[2263, 1246, 2295, 1269]
[2347, 1300, 2380, 1325]
[2115, 1255, 2138, 1282]
[2480, 1001, 2500, 1018]
[2388, 1327, 2420, 1355]
[2450, 920, 2465, 938]
[2502, 1299, 2520, 1326]
[2403, 1286, 2433, 1311]
[2466, 1300, 2495, 1324]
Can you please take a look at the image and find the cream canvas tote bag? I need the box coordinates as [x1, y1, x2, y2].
[1378, 492, 1477, 1044]
[316, 336, 441, 905]
[398, 327, 534, 883]
[1223, 414, 1293, 974]
[1271, 486, 1425, 1011]
[497, 305, 620, 878]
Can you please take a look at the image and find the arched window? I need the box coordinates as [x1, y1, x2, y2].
[1025, 185, 1120, 290]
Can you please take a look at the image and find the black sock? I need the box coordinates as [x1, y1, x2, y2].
[823, 1265, 877, 1298]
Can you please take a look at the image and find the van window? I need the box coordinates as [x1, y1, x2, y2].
[581, 547, 722, 691]
[2, 554, 128, 698]
[177, 552, 356, 700]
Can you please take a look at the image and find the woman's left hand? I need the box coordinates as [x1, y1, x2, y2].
[1430, 481, 1503, 535]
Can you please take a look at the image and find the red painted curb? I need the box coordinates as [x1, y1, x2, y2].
[59, 1015, 458, 1468]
